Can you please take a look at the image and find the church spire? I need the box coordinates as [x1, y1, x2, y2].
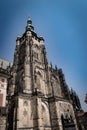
[27, 17, 32, 25]
[26, 17, 34, 32]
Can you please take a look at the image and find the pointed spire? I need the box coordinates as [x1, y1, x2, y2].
[1, 61, 3, 68]
[27, 17, 32, 25]
[26, 17, 34, 31]
[50, 62, 52, 68]
[55, 65, 57, 70]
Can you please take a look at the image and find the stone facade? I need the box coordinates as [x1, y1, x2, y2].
[0, 58, 11, 130]
[6, 18, 79, 130]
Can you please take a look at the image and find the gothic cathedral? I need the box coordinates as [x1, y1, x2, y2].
[7, 18, 78, 130]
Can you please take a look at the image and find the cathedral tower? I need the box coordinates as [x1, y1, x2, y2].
[7, 18, 78, 130]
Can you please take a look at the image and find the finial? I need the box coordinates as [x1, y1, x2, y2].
[28, 16, 31, 21]
[55, 65, 57, 70]
[50, 62, 52, 68]
[1, 61, 3, 68]
[26, 17, 34, 31]
[16, 35, 21, 41]
[27, 16, 32, 25]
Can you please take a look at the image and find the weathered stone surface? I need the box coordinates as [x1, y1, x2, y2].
[6, 18, 78, 130]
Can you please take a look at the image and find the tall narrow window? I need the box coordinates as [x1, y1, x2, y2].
[1, 79, 5, 82]
[0, 94, 3, 106]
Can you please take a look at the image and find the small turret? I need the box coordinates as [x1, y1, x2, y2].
[16, 35, 21, 46]
[39, 36, 44, 41]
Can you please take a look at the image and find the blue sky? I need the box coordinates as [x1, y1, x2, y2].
[0, 0, 87, 111]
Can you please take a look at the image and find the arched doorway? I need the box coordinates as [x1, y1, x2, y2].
[61, 110, 76, 130]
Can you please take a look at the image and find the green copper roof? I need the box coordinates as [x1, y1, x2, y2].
[26, 17, 34, 31]
[16, 35, 21, 41]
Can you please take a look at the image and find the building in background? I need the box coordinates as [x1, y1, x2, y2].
[0, 58, 12, 130]
[75, 95, 87, 130]
[70, 89, 86, 130]
[6, 18, 79, 130]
